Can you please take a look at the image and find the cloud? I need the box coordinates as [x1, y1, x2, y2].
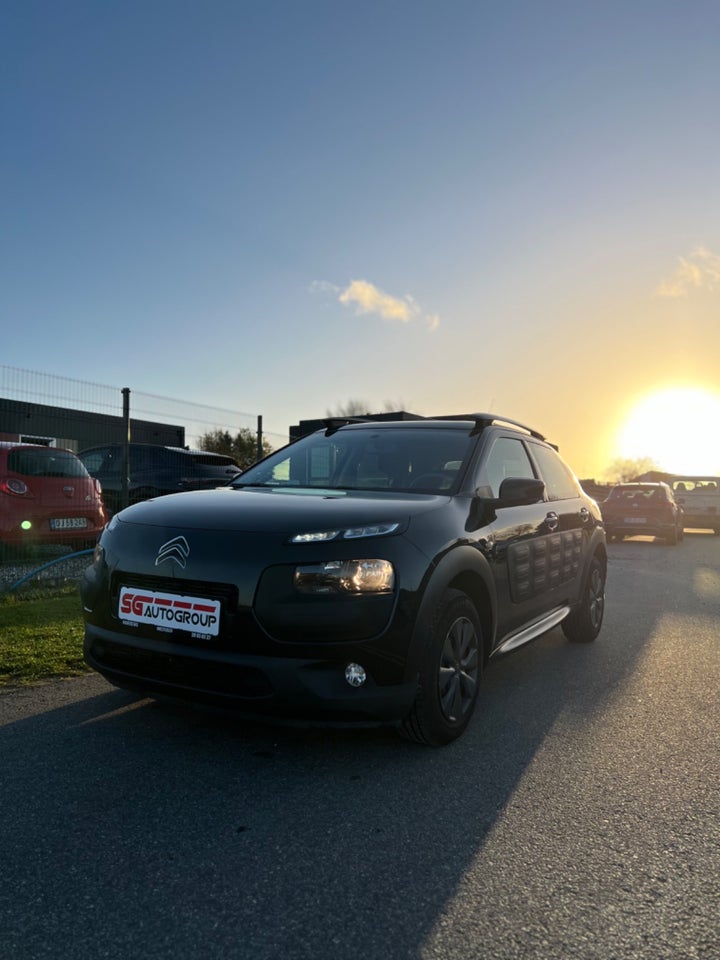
[339, 280, 418, 321]
[657, 247, 720, 298]
[309, 280, 341, 297]
[312, 278, 440, 331]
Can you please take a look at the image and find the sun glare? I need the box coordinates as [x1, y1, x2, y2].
[617, 387, 720, 475]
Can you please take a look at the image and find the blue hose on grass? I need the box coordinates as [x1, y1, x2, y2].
[5, 548, 94, 593]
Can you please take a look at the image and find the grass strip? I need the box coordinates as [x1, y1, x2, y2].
[0, 591, 89, 685]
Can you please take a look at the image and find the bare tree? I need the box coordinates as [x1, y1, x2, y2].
[325, 399, 373, 418]
[604, 456, 660, 483]
[326, 398, 413, 418]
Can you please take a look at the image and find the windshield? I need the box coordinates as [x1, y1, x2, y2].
[232, 427, 474, 494]
[671, 478, 719, 494]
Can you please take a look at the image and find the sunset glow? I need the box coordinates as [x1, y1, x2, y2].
[617, 388, 720, 475]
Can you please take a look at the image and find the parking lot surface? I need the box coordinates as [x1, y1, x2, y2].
[1, 533, 719, 959]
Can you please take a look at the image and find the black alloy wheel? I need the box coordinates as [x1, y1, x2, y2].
[400, 589, 482, 746]
[562, 555, 605, 644]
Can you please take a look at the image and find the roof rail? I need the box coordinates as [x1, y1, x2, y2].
[428, 413, 546, 441]
[320, 412, 547, 442]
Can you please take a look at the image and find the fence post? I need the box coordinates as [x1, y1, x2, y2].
[121, 387, 131, 510]
[256, 415, 263, 463]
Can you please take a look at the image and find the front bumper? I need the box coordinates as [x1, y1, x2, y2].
[84, 624, 419, 724]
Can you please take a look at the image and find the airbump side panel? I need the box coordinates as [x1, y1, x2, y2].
[507, 530, 583, 602]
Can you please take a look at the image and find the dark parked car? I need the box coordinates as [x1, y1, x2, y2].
[0, 442, 106, 556]
[600, 482, 684, 544]
[78, 443, 242, 515]
[81, 414, 607, 745]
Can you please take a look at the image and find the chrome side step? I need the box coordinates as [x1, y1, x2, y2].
[493, 605, 570, 656]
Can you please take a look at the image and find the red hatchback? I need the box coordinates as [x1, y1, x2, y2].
[600, 481, 684, 545]
[0, 442, 107, 556]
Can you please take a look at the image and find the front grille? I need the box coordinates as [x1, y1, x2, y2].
[111, 572, 238, 606]
[110, 572, 240, 643]
[90, 639, 274, 699]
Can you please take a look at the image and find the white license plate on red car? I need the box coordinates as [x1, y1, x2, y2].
[623, 517, 647, 524]
[50, 517, 88, 530]
[118, 587, 220, 636]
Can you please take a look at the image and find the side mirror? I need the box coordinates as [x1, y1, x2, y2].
[496, 476, 546, 505]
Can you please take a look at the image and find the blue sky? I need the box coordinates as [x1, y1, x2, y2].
[3, 1, 720, 475]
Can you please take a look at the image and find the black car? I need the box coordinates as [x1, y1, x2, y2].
[81, 415, 607, 745]
[78, 443, 241, 515]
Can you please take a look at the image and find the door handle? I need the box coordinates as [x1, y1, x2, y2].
[545, 511, 559, 532]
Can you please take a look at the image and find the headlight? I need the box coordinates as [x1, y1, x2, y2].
[294, 559, 395, 595]
[290, 522, 400, 543]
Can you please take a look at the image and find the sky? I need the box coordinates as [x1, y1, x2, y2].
[3, 0, 720, 478]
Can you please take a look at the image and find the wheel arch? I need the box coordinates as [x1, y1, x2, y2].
[444, 569, 494, 664]
[593, 537, 608, 576]
[405, 546, 497, 679]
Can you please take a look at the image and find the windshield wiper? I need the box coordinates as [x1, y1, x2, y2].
[230, 481, 278, 488]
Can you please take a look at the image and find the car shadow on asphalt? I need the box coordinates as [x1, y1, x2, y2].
[1, 540, 715, 960]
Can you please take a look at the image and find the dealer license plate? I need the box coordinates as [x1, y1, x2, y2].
[50, 517, 88, 530]
[118, 586, 221, 637]
[623, 517, 647, 524]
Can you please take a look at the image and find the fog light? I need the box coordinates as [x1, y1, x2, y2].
[345, 663, 367, 687]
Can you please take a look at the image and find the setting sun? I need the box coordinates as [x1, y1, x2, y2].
[617, 387, 720, 475]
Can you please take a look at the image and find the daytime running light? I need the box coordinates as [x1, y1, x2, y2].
[291, 522, 399, 543]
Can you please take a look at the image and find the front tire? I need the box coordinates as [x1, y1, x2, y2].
[399, 589, 482, 746]
[562, 555, 605, 644]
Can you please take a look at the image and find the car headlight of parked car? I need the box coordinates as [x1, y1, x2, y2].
[294, 559, 395, 594]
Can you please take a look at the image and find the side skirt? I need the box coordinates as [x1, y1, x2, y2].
[492, 606, 570, 656]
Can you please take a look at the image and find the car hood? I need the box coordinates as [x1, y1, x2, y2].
[113, 485, 450, 534]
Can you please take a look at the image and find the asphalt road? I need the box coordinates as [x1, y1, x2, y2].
[1, 533, 719, 959]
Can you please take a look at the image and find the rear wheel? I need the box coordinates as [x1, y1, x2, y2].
[399, 589, 482, 746]
[562, 555, 605, 644]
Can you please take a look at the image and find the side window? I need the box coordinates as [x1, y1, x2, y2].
[101, 448, 122, 477]
[530, 443, 580, 501]
[80, 450, 107, 474]
[478, 437, 536, 498]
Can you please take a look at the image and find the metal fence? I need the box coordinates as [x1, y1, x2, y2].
[0, 364, 289, 453]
